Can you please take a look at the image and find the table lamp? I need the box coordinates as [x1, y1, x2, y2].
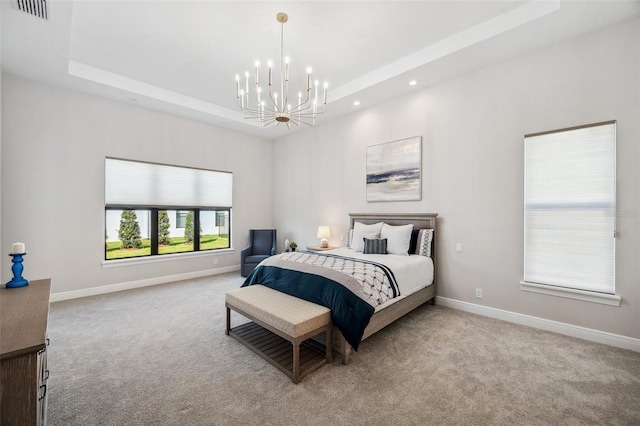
[317, 226, 331, 248]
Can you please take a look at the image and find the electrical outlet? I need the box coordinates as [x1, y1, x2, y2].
[456, 243, 463, 252]
[475, 288, 483, 299]
[213, 257, 219, 265]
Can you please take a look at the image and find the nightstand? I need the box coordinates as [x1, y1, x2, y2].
[306, 245, 339, 252]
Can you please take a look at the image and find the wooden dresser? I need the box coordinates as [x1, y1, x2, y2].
[0, 278, 51, 426]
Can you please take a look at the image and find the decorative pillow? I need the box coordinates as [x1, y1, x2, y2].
[346, 229, 353, 249]
[380, 223, 414, 256]
[351, 221, 383, 252]
[363, 238, 387, 255]
[414, 229, 434, 257]
[408, 229, 420, 254]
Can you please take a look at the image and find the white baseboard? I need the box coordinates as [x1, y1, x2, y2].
[50, 265, 240, 302]
[436, 296, 640, 353]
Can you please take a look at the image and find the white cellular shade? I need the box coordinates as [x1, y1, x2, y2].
[524, 122, 615, 294]
[105, 158, 232, 207]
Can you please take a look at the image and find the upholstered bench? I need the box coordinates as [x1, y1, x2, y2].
[225, 285, 333, 384]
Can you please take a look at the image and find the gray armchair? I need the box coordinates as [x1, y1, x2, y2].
[240, 229, 277, 277]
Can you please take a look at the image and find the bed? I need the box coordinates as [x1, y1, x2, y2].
[243, 212, 437, 365]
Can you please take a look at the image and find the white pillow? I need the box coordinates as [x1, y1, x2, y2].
[380, 223, 414, 255]
[350, 221, 383, 252]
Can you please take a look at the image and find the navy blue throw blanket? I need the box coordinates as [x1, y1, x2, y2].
[242, 265, 375, 351]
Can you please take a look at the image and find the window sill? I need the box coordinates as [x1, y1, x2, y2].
[102, 248, 235, 268]
[520, 281, 621, 307]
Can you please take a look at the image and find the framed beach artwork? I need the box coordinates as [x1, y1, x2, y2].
[366, 136, 422, 202]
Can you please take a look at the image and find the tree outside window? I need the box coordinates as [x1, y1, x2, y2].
[118, 210, 142, 249]
[158, 210, 171, 245]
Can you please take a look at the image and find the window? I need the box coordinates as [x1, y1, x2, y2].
[105, 209, 152, 259]
[175, 211, 188, 228]
[158, 209, 194, 255]
[201, 210, 230, 250]
[105, 158, 232, 260]
[524, 121, 616, 294]
[215, 211, 226, 227]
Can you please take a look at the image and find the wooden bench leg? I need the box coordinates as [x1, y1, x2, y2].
[225, 307, 230, 335]
[292, 343, 300, 384]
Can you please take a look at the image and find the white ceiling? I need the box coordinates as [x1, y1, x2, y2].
[2, 1, 639, 140]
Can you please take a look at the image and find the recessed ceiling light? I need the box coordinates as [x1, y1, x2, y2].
[128, 97, 138, 103]
[353, 101, 360, 106]
[409, 80, 418, 86]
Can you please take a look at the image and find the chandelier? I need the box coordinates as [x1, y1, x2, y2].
[235, 13, 328, 128]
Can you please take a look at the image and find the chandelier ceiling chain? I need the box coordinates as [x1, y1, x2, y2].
[235, 12, 328, 128]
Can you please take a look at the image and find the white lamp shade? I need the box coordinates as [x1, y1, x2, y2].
[317, 226, 331, 239]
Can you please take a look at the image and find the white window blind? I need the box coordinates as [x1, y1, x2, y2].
[105, 158, 232, 208]
[524, 121, 615, 294]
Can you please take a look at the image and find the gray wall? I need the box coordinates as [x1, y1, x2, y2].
[1, 75, 273, 294]
[272, 18, 640, 339]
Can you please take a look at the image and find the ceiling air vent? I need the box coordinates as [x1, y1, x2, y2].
[16, 0, 48, 20]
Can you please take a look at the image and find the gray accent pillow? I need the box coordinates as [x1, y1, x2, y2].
[363, 238, 388, 255]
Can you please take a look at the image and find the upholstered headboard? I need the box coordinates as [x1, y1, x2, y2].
[348, 213, 437, 231]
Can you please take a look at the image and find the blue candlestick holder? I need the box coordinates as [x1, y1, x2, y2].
[6, 252, 29, 288]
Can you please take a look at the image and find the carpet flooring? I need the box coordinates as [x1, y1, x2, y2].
[46, 273, 640, 425]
